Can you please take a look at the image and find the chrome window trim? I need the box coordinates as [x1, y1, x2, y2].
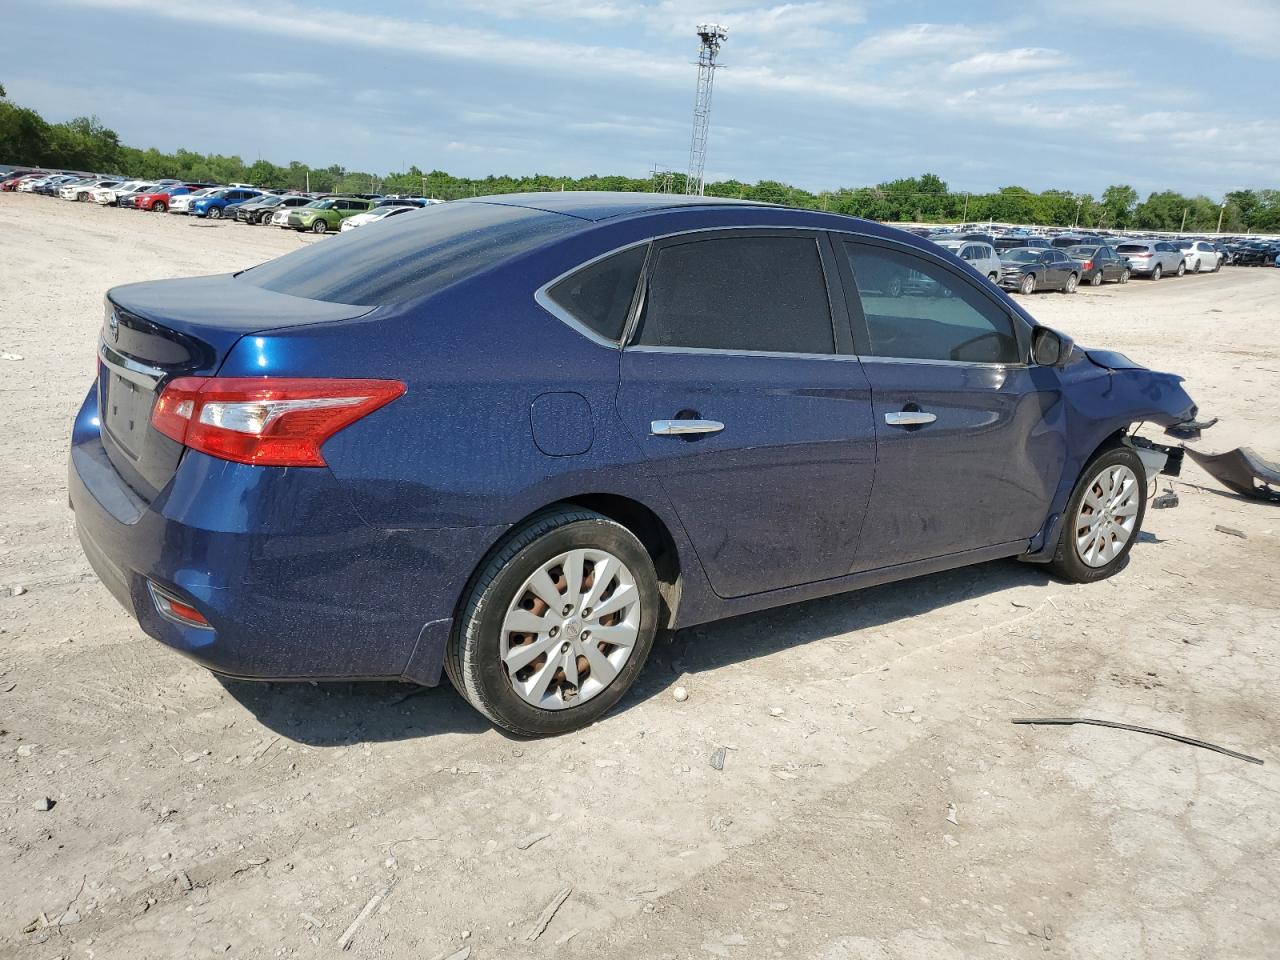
[99, 340, 164, 388]
[532, 222, 1035, 366]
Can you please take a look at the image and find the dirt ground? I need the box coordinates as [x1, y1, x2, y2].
[1, 192, 1277, 960]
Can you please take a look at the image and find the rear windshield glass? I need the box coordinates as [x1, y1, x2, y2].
[1003, 250, 1041, 262]
[238, 201, 581, 306]
[1116, 244, 1149, 253]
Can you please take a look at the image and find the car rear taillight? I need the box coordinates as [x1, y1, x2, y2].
[152, 377, 405, 467]
[1082, 260, 1093, 270]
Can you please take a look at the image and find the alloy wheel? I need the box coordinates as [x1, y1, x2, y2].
[1074, 464, 1140, 568]
[499, 548, 641, 710]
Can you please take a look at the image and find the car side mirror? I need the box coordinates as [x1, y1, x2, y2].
[1032, 326, 1074, 368]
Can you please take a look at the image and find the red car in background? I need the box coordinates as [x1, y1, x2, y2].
[136, 183, 212, 212]
[1, 171, 45, 191]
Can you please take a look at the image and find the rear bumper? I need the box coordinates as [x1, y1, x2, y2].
[68, 387, 503, 685]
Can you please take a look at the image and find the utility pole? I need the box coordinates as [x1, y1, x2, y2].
[1217, 201, 1226, 234]
[305, 170, 310, 193]
[1074, 197, 1082, 228]
[685, 24, 728, 196]
[1180, 207, 1188, 235]
[962, 192, 968, 223]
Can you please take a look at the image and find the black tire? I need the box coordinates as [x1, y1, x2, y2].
[1119, 269, 1130, 284]
[154, 201, 167, 213]
[1151, 264, 1162, 280]
[208, 206, 223, 220]
[987, 271, 999, 283]
[311, 219, 327, 234]
[1047, 445, 1148, 584]
[1063, 272, 1078, 294]
[1176, 261, 1186, 277]
[1090, 271, 1103, 286]
[445, 508, 660, 737]
[1213, 258, 1221, 273]
[1192, 259, 1201, 274]
[1020, 273, 1036, 295]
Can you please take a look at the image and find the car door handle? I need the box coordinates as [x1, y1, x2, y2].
[651, 419, 725, 436]
[884, 411, 937, 426]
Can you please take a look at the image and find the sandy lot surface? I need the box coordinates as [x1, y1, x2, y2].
[1, 192, 1278, 960]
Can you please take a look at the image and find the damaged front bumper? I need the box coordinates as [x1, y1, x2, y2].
[1184, 447, 1280, 502]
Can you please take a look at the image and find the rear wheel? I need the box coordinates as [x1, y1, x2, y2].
[1047, 445, 1147, 584]
[1120, 269, 1130, 284]
[1213, 258, 1222, 273]
[1064, 273, 1078, 294]
[987, 271, 999, 283]
[311, 219, 327, 234]
[1151, 264, 1162, 280]
[1192, 259, 1201, 274]
[1090, 271, 1103, 286]
[1019, 273, 1036, 295]
[1176, 261, 1186, 277]
[445, 508, 660, 736]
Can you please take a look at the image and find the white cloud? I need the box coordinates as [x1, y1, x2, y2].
[234, 71, 326, 88]
[1157, 0, 1280, 57]
[850, 23, 998, 62]
[945, 48, 1072, 77]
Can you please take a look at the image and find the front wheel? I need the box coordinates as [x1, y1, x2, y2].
[445, 508, 660, 736]
[1019, 273, 1036, 295]
[987, 272, 999, 283]
[208, 206, 223, 220]
[1047, 445, 1147, 584]
[311, 219, 327, 234]
[1064, 273, 1078, 294]
[153, 201, 167, 213]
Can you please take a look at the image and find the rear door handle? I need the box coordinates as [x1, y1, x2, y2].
[884, 411, 937, 426]
[651, 419, 725, 436]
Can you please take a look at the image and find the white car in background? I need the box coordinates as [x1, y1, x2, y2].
[92, 180, 148, 204]
[1175, 239, 1223, 273]
[169, 188, 217, 214]
[60, 178, 121, 201]
[933, 238, 1003, 282]
[339, 204, 419, 232]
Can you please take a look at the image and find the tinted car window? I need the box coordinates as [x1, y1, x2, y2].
[843, 243, 1020, 365]
[546, 244, 647, 343]
[240, 201, 581, 306]
[1116, 244, 1149, 254]
[634, 236, 834, 354]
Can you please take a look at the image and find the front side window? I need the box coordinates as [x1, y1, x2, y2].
[633, 236, 834, 354]
[546, 244, 647, 343]
[843, 242, 1021, 365]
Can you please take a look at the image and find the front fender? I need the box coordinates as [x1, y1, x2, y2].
[1023, 353, 1195, 561]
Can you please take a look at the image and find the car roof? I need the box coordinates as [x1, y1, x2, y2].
[454, 190, 769, 222]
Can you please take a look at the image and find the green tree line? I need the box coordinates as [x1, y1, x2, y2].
[3, 84, 1278, 232]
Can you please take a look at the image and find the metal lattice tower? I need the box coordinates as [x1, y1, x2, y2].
[685, 24, 727, 196]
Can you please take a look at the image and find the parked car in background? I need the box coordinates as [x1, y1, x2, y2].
[234, 193, 313, 224]
[338, 202, 431, 232]
[999, 248, 1081, 294]
[190, 188, 262, 219]
[994, 235, 1051, 253]
[286, 196, 375, 233]
[115, 183, 168, 209]
[931, 238, 1002, 282]
[136, 184, 207, 212]
[169, 188, 219, 214]
[33, 175, 81, 195]
[1114, 241, 1185, 279]
[1065, 245, 1131, 285]
[1, 171, 44, 191]
[61, 179, 121, 201]
[1174, 239, 1223, 273]
[1233, 241, 1280, 266]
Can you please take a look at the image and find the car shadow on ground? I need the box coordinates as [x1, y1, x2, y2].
[217, 557, 1070, 745]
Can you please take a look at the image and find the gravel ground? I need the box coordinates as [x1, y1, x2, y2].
[1, 192, 1278, 960]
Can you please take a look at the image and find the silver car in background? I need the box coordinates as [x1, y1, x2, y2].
[932, 239, 1003, 282]
[1114, 240, 1186, 280]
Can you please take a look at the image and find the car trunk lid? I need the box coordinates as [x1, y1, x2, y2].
[98, 274, 373, 502]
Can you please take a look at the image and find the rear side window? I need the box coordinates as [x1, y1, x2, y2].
[633, 236, 834, 354]
[843, 242, 1020, 364]
[239, 201, 581, 305]
[545, 244, 647, 343]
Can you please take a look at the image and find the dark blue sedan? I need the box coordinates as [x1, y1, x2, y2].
[69, 192, 1197, 735]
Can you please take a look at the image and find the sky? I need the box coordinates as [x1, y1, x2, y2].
[5, 0, 1279, 197]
